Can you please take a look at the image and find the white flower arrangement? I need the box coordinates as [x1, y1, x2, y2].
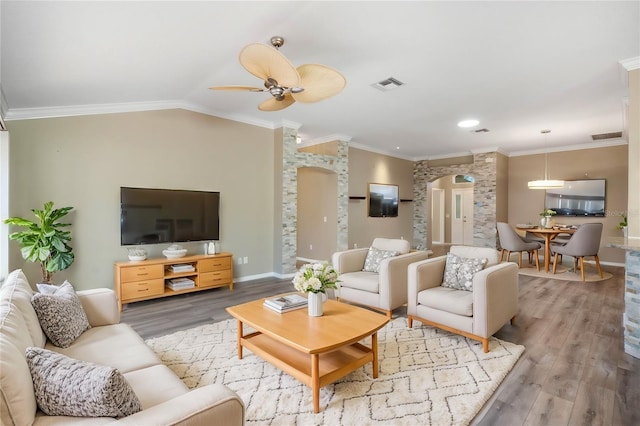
[292, 262, 339, 294]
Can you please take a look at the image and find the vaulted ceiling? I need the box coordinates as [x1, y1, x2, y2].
[1, 1, 638, 159]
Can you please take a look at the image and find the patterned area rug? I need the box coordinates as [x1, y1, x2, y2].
[146, 318, 524, 425]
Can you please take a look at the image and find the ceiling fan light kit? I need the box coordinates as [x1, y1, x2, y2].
[210, 36, 346, 111]
[527, 129, 565, 189]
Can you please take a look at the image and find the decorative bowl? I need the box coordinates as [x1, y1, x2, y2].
[128, 254, 147, 261]
[162, 249, 187, 259]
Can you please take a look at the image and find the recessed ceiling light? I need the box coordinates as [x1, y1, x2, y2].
[458, 119, 479, 128]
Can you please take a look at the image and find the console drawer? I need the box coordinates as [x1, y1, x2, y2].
[121, 279, 164, 300]
[120, 264, 164, 282]
[199, 270, 232, 288]
[199, 257, 231, 273]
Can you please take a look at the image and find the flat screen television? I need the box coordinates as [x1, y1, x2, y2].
[368, 183, 399, 218]
[544, 179, 605, 216]
[120, 187, 220, 245]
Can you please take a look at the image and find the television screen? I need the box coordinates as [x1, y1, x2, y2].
[120, 187, 220, 245]
[544, 179, 605, 216]
[368, 183, 399, 217]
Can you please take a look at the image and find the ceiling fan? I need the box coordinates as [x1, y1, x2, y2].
[210, 36, 346, 111]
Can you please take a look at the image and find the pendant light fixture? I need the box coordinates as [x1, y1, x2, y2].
[528, 129, 564, 189]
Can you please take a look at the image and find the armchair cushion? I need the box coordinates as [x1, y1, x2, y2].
[442, 252, 488, 291]
[418, 286, 473, 316]
[363, 247, 399, 273]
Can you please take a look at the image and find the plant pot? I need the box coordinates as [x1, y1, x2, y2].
[308, 292, 326, 317]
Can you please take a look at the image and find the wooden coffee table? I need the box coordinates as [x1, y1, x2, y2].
[226, 295, 389, 413]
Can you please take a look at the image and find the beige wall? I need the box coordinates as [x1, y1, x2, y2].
[496, 153, 509, 223]
[628, 69, 639, 237]
[347, 147, 414, 248]
[508, 145, 628, 263]
[6, 109, 276, 289]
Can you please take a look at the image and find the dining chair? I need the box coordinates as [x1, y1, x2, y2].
[550, 223, 603, 281]
[497, 222, 541, 270]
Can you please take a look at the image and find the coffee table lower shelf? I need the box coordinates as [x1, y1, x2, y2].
[241, 331, 374, 412]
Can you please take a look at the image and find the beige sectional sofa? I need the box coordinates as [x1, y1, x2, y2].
[0, 269, 244, 425]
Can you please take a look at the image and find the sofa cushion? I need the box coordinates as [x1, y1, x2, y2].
[48, 323, 161, 374]
[0, 301, 38, 426]
[371, 237, 411, 254]
[442, 252, 488, 291]
[338, 271, 380, 293]
[1, 269, 47, 347]
[123, 364, 189, 409]
[418, 286, 474, 317]
[362, 247, 399, 273]
[26, 347, 142, 418]
[31, 281, 91, 348]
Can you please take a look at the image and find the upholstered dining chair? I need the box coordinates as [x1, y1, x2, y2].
[551, 223, 603, 281]
[331, 238, 431, 318]
[407, 246, 519, 353]
[497, 222, 541, 270]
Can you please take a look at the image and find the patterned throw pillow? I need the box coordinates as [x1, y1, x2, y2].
[442, 252, 488, 291]
[26, 347, 142, 418]
[31, 281, 91, 348]
[363, 246, 399, 273]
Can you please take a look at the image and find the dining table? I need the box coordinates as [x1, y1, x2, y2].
[516, 226, 576, 272]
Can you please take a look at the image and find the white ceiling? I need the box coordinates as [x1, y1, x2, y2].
[1, 1, 639, 160]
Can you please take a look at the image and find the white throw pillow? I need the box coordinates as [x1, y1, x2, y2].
[31, 281, 90, 348]
[26, 347, 141, 418]
[363, 246, 399, 273]
[442, 252, 488, 291]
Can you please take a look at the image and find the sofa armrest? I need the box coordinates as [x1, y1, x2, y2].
[111, 384, 244, 426]
[377, 250, 432, 310]
[407, 255, 447, 315]
[332, 248, 369, 274]
[472, 262, 519, 337]
[76, 288, 120, 326]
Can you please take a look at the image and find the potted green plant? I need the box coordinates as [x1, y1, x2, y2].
[3, 201, 75, 283]
[617, 214, 628, 238]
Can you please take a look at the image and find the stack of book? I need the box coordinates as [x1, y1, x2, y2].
[170, 263, 195, 273]
[167, 277, 195, 291]
[263, 294, 308, 313]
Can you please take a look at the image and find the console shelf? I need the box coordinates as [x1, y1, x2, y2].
[114, 252, 233, 311]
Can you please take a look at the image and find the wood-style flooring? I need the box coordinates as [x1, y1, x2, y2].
[121, 263, 639, 425]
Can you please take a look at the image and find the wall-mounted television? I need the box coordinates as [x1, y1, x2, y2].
[120, 187, 220, 245]
[368, 183, 399, 218]
[544, 179, 605, 216]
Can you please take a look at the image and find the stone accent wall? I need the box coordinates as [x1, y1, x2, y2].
[278, 127, 349, 274]
[625, 249, 640, 358]
[413, 152, 498, 249]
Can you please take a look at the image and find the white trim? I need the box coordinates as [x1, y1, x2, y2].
[233, 272, 279, 283]
[619, 56, 640, 71]
[509, 139, 627, 157]
[348, 141, 415, 161]
[0, 131, 9, 280]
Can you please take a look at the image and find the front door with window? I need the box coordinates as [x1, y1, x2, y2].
[451, 188, 473, 245]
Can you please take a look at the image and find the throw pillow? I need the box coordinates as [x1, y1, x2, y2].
[31, 281, 91, 348]
[442, 252, 488, 291]
[363, 246, 399, 273]
[25, 347, 142, 418]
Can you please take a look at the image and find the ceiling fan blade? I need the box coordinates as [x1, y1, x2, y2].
[291, 64, 346, 103]
[239, 43, 300, 88]
[209, 85, 264, 91]
[258, 94, 296, 111]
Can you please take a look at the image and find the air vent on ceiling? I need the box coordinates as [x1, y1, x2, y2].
[471, 128, 490, 133]
[591, 131, 622, 140]
[371, 77, 404, 91]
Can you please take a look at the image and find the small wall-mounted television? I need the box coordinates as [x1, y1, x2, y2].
[544, 179, 605, 217]
[368, 183, 399, 218]
[120, 187, 220, 245]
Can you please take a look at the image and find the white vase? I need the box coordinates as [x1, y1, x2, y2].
[308, 292, 325, 317]
[622, 227, 628, 238]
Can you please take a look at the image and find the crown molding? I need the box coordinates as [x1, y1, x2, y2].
[508, 138, 627, 157]
[348, 141, 415, 161]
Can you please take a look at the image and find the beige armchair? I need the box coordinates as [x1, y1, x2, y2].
[407, 246, 518, 352]
[332, 238, 431, 318]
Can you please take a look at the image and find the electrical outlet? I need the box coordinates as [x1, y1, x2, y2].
[354, 243, 358, 248]
[237, 257, 243, 265]
[243, 256, 248, 264]
[323, 216, 327, 223]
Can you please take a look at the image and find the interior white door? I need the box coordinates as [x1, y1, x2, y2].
[431, 188, 445, 244]
[451, 188, 473, 245]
